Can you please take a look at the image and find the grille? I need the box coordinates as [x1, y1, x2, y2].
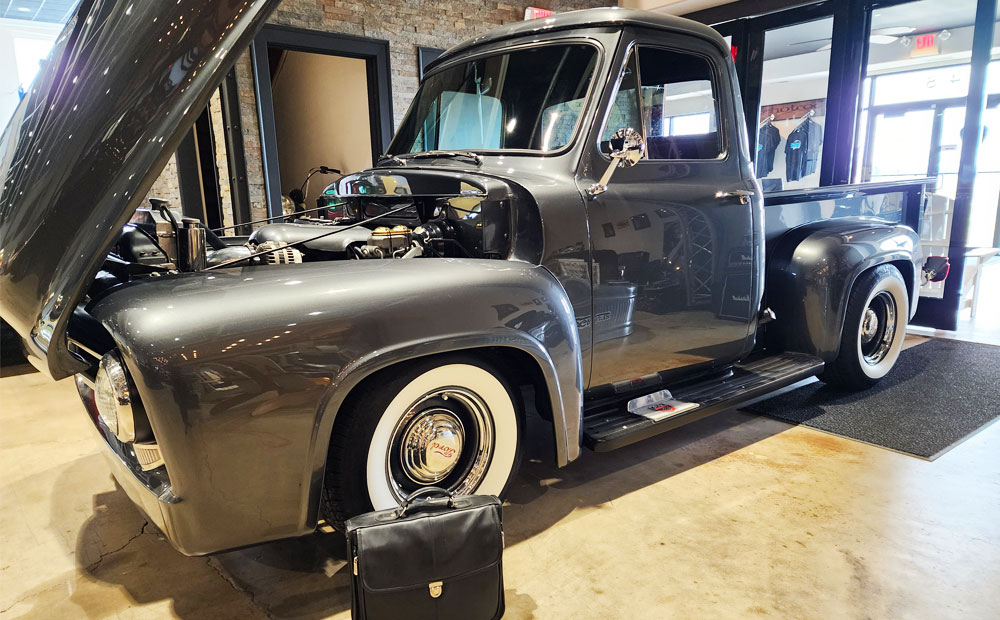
[133, 442, 164, 471]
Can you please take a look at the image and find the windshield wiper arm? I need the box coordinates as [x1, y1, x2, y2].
[402, 151, 483, 166]
[376, 153, 406, 167]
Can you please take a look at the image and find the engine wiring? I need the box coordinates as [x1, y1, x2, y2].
[204, 203, 416, 271]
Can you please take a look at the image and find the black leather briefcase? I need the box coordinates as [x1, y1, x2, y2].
[345, 488, 505, 620]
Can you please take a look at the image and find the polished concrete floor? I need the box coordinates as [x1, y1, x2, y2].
[1, 340, 999, 619]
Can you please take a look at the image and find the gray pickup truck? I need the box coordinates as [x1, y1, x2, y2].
[0, 4, 941, 555]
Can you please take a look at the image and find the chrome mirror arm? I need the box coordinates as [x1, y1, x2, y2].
[588, 158, 621, 197]
[587, 127, 645, 198]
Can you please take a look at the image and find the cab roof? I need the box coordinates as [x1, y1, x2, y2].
[429, 7, 728, 71]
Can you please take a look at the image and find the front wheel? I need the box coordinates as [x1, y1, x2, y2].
[321, 355, 523, 530]
[820, 264, 909, 391]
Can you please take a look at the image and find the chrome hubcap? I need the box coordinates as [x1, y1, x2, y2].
[861, 308, 879, 343]
[386, 387, 494, 502]
[400, 410, 465, 484]
[860, 291, 897, 365]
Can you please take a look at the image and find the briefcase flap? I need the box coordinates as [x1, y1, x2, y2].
[354, 499, 502, 592]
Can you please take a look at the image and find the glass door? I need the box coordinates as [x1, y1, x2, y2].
[867, 108, 935, 183]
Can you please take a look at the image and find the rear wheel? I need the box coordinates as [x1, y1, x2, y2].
[321, 355, 523, 530]
[821, 264, 908, 390]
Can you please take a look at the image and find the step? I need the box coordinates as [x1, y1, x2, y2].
[582, 352, 824, 452]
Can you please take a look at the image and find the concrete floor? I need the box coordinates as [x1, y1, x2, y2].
[1, 340, 999, 619]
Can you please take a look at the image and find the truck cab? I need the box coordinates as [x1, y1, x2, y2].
[0, 5, 934, 555]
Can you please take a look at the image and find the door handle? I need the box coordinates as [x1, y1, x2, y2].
[715, 189, 755, 205]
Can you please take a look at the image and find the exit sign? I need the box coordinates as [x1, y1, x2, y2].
[524, 7, 554, 20]
[911, 32, 940, 57]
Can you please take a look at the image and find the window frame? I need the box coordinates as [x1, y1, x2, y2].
[635, 44, 726, 160]
[597, 43, 642, 146]
[595, 36, 730, 164]
[389, 37, 606, 158]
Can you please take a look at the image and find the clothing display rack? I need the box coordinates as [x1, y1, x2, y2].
[792, 108, 815, 129]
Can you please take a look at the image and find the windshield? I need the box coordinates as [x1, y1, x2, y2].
[389, 44, 599, 155]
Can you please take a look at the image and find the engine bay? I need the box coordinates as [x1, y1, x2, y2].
[98, 172, 514, 293]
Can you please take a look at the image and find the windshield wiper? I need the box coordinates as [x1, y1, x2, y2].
[402, 151, 483, 166]
[376, 153, 406, 167]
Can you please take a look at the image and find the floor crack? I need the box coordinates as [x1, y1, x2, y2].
[205, 557, 275, 619]
[0, 582, 64, 614]
[85, 520, 149, 572]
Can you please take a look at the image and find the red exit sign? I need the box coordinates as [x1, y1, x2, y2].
[524, 7, 554, 20]
[911, 32, 940, 57]
[915, 33, 936, 49]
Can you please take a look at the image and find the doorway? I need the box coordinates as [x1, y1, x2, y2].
[251, 26, 393, 217]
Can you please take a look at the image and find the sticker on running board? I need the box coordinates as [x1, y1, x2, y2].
[627, 389, 699, 422]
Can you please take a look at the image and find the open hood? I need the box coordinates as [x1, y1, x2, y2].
[0, 0, 281, 379]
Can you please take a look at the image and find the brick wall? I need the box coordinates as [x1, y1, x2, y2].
[149, 0, 614, 222]
[146, 154, 182, 207]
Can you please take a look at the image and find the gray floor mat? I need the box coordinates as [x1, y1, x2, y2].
[744, 339, 1000, 459]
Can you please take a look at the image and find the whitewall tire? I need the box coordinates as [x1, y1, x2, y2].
[322, 355, 523, 528]
[821, 264, 909, 390]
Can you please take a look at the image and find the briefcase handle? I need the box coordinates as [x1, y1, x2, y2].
[400, 486, 455, 516]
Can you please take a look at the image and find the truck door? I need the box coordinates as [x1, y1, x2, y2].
[578, 30, 757, 389]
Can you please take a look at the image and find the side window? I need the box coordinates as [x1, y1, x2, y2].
[601, 50, 641, 143]
[637, 47, 722, 160]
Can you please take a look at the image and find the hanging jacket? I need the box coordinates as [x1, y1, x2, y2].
[785, 118, 822, 182]
[756, 122, 781, 177]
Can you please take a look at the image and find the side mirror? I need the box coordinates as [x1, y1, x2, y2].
[588, 127, 645, 197]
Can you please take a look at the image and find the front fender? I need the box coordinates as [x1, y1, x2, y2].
[766, 218, 919, 360]
[88, 258, 581, 553]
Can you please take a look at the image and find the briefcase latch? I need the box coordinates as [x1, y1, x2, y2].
[428, 581, 443, 599]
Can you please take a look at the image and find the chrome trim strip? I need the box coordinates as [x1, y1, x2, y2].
[75, 374, 96, 389]
[68, 338, 103, 363]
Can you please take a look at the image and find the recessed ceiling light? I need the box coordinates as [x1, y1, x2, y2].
[870, 35, 900, 44]
[17, 6, 31, 11]
[873, 26, 915, 36]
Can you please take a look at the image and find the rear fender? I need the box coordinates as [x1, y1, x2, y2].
[766, 218, 919, 360]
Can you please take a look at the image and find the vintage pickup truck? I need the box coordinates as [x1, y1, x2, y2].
[0, 3, 942, 555]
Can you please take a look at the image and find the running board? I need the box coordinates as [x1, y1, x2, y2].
[582, 353, 824, 452]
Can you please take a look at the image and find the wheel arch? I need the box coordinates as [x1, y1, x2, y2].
[304, 333, 578, 527]
[766, 218, 919, 361]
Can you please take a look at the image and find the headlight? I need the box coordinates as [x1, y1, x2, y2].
[95, 351, 136, 442]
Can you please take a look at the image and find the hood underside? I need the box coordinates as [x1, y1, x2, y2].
[0, 0, 281, 379]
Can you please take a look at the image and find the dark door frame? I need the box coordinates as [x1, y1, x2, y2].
[176, 107, 221, 228]
[251, 25, 393, 217]
[418, 46, 444, 79]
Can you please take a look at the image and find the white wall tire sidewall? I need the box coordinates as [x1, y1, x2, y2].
[365, 363, 518, 511]
[855, 274, 908, 380]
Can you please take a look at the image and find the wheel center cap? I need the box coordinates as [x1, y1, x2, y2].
[400, 409, 464, 484]
[862, 308, 878, 341]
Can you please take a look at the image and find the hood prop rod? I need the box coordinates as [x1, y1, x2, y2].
[204, 204, 416, 271]
[211, 204, 338, 233]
